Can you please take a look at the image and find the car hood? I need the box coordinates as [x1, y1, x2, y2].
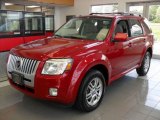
[11, 37, 103, 61]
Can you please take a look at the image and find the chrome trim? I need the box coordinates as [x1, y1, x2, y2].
[7, 54, 40, 87]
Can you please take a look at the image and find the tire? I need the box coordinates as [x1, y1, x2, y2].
[76, 69, 106, 112]
[136, 51, 151, 76]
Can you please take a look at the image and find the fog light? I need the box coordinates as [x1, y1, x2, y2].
[49, 88, 58, 96]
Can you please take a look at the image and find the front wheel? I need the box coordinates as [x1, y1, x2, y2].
[76, 70, 106, 112]
[136, 51, 151, 76]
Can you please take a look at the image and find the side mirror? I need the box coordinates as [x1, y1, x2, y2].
[114, 33, 128, 42]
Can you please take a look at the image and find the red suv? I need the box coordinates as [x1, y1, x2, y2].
[7, 13, 154, 112]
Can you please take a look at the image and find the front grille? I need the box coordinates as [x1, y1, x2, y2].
[8, 54, 38, 74]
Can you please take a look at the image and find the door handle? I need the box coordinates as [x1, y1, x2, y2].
[128, 42, 132, 47]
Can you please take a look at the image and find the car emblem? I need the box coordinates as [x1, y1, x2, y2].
[16, 60, 21, 70]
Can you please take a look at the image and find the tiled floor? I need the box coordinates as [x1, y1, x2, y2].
[0, 59, 160, 120]
[0, 52, 8, 82]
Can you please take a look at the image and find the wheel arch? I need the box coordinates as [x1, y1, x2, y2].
[65, 53, 111, 104]
[88, 64, 109, 86]
[147, 47, 152, 57]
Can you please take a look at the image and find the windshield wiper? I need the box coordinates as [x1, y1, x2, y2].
[63, 36, 83, 39]
[54, 34, 63, 38]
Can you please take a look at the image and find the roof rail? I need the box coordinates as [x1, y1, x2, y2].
[90, 12, 142, 17]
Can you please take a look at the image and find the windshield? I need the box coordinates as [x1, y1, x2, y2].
[55, 17, 112, 41]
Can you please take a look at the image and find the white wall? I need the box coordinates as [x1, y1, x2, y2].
[54, 0, 154, 29]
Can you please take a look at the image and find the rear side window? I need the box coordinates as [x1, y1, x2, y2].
[142, 19, 152, 34]
[129, 19, 143, 37]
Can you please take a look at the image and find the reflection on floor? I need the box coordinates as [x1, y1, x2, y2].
[153, 41, 160, 59]
[0, 59, 160, 120]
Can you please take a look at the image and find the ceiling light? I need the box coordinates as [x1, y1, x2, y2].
[26, 6, 40, 8]
[5, 3, 14, 6]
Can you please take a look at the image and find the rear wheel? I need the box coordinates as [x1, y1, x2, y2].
[76, 70, 106, 112]
[136, 51, 151, 76]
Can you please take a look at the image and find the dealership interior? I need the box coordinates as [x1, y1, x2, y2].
[0, 0, 160, 120]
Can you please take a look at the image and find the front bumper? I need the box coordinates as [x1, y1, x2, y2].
[7, 54, 77, 105]
[9, 71, 74, 104]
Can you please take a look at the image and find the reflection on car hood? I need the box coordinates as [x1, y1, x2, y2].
[11, 37, 103, 61]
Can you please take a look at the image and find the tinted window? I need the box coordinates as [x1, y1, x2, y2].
[0, 11, 22, 36]
[115, 20, 129, 35]
[142, 21, 151, 34]
[129, 19, 143, 37]
[142, 19, 152, 34]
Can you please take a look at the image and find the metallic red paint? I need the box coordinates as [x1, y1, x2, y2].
[8, 15, 154, 105]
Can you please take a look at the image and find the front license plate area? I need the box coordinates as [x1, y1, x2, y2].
[12, 72, 24, 86]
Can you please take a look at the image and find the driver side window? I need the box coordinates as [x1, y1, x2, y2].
[115, 20, 129, 36]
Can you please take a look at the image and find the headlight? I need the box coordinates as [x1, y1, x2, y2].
[42, 59, 73, 75]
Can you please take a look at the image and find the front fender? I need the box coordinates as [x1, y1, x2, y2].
[65, 52, 111, 103]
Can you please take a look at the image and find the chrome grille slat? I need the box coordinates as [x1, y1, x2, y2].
[22, 59, 27, 73]
[29, 60, 33, 74]
[10, 55, 14, 69]
[31, 61, 37, 73]
[29, 60, 34, 73]
[24, 59, 29, 73]
[21, 58, 25, 73]
[12, 55, 17, 69]
[27, 59, 31, 74]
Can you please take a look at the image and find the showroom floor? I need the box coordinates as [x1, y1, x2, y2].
[0, 59, 160, 120]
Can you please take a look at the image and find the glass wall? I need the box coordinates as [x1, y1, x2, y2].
[91, 4, 118, 13]
[0, 10, 45, 37]
[2, 3, 55, 32]
[42, 7, 55, 31]
[45, 16, 54, 31]
[0, 11, 22, 37]
[129, 5, 143, 15]
[24, 12, 44, 35]
[127, 2, 160, 58]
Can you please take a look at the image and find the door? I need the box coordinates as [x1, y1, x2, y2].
[107, 19, 132, 77]
[127, 19, 145, 65]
